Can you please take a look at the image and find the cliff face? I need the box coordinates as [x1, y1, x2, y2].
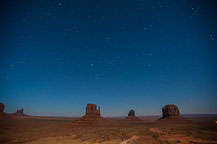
[159, 104, 186, 122]
[85, 104, 100, 116]
[0, 102, 4, 113]
[7, 108, 30, 118]
[0, 103, 29, 118]
[14, 108, 27, 116]
[0, 102, 5, 118]
[128, 110, 135, 116]
[126, 110, 142, 121]
[75, 103, 108, 125]
[162, 104, 180, 118]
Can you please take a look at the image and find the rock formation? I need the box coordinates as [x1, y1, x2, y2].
[14, 108, 26, 116]
[0, 103, 29, 118]
[85, 104, 100, 116]
[128, 110, 135, 116]
[126, 110, 142, 121]
[8, 108, 30, 117]
[75, 103, 108, 125]
[159, 104, 185, 121]
[162, 104, 180, 118]
[0, 102, 4, 113]
[0, 102, 5, 118]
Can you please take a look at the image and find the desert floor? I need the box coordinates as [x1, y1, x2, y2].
[0, 115, 217, 144]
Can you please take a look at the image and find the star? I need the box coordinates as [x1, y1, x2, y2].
[210, 34, 214, 41]
[148, 64, 152, 68]
[148, 53, 152, 56]
[106, 37, 111, 40]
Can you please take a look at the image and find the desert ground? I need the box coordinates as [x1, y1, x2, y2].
[0, 115, 217, 144]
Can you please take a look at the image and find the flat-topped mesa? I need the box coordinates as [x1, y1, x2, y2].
[74, 103, 108, 125]
[85, 104, 100, 116]
[162, 104, 180, 118]
[159, 104, 185, 121]
[126, 110, 142, 121]
[128, 110, 135, 116]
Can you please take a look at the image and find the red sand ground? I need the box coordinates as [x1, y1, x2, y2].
[0, 115, 217, 144]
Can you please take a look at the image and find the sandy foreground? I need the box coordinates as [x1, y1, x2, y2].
[0, 115, 217, 144]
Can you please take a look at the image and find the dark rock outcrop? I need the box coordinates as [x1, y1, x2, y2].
[85, 104, 100, 116]
[162, 104, 180, 118]
[15, 108, 25, 116]
[126, 110, 142, 121]
[0, 102, 5, 118]
[0, 102, 4, 113]
[8, 108, 30, 117]
[159, 104, 185, 121]
[75, 103, 108, 125]
[0, 103, 30, 119]
[128, 110, 135, 116]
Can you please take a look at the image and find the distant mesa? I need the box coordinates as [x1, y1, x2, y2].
[74, 103, 108, 125]
[14, 108, 29, 117]
[159, 104, 185, 121]
[7, 108, 30, 118]
[162, 104, 180, 118]
[128, 110, 135, 116]
[85, 103, 100, 116]
[0, 102, 30, 119]
[126, 110, 142, 121]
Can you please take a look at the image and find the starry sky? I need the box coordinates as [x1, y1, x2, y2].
[0, 0, 217, 117]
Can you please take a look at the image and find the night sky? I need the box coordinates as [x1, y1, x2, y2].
[0, 0, 217, 116]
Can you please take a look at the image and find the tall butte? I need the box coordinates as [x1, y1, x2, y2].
[159, 104, 185, 121]
[0, 102, 5, 118]
[75, 103, 108, 125]
[0, 102, 4, 113]
[126, 110, 142, 121]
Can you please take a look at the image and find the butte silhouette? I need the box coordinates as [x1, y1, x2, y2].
[74, 103, 108, 125]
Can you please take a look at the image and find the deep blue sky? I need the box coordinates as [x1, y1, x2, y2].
[0, 0, 217, 116]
